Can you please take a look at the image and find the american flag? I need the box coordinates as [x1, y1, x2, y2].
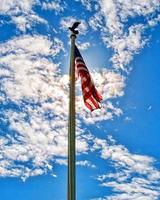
[75, 45, 103, 111]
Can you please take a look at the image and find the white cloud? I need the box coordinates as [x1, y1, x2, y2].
[0, 35, 63, 56]
[0, 1, 159, 193]
[0, 35, 64, 101]
[55, 159, 67, 166]
[109, 24, 146, 70]
[12, 13, 48, 32]
[88, 0, 160, 71]
[42, 1, 64, 13]
[78, 101, 123, 124]
[0, 0, 37, 14]
[54, 159, 96, 168]
[0, 33, 126, 179]
[93, 70, 125, 100]
[89, 13, 103, 31]
[0, 35, 69, 178]
[148, 14, 160, 27]
[93, 136, 160, 200]
[76, 0, 92, 11]
[60, 17, 88, 35]
[76, 160, 96, 168]
[0, 0, 47, 31]
[76, 70, 125, 124]
[76, 41, 91, 50]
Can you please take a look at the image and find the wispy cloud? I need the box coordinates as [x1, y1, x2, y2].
[0, 0, 47, 31]
[76, 41, 91, 51]
[86, 0, 160, 71]
[0, 34, 125, 180]
[76, 0, 92, 11]
[60, 16, 88, 35]
[93, 136, 160, 200]
[76, 160, 96, 168]
[1, 0, 159, 189]
[42, 0, 65, 13]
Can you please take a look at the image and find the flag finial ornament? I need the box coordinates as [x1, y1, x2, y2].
[69, 21, 81, 35]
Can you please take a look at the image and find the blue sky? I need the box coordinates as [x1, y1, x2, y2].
[0, 0, 160, 200]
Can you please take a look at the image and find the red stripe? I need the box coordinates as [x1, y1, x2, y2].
[89, 96, 100, 108]
[85, 101, 93, 111]
[92, 86, 103, 102]
[81, 77, 92, 91]
[84, 96, 100, 111]
[76, 63, 88, 72]
[75, 56, 102, 111]
[83, 88, 93, 101]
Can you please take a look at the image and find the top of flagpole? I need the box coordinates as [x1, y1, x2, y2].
[68, 21, 81, 37]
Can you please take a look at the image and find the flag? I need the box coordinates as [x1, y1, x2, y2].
[75, 45, 103, 111]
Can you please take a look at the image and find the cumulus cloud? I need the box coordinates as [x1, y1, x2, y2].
[0, 3, 159, 196]
[93, 136, 160, 200]
[148, 14, 160, 27]
[0, 0, 37, 14]
[76, 70, 125, 124]
[60, 17, 88, 35]
[76, 41, 91, 50]
[88, 0, 160, 71]
[12, 14, 47, 32]
[0, 34, 125, 179]
[0, 0, 47, 31]
[76, 160, 96, 168]
[76, 0, 92, 11]
[42, 0, 65, 13]
[0, 34, 67, 179]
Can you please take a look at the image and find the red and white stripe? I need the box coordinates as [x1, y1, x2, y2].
[75, 56, 102, 111]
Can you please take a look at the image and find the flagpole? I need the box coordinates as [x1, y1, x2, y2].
[68, 22, 80, 200]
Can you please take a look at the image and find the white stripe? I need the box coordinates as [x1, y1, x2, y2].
[83, 86, 90, 93]
[75, 61, 86, 68]
[75, 57, 83, 62]
[85, 98, 97, 110]
[83, 86, 90, 95]
[81, 77, 87, 83]
[77, 67, 88, 73]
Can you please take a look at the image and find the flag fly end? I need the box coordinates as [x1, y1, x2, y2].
[74, 45, 103, 111]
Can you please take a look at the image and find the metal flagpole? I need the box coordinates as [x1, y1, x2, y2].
[68, 22, 80, 200]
